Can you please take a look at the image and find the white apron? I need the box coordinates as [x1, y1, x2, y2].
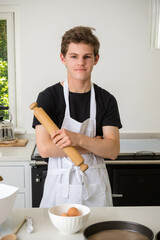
[40, 80, 113, 208]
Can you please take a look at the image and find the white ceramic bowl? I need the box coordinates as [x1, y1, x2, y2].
[48, 204, 90, 234]
[0, 184, 19, 224]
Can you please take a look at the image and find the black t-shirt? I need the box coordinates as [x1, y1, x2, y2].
[32, 82, 122, 136]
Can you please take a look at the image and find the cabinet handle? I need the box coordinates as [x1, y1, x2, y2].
[35, 178, 41, 183]
[112, 193, 123, 198]
[0, 176, 3, 181]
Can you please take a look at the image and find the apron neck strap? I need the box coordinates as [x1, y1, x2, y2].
[63, 79, 96, 119]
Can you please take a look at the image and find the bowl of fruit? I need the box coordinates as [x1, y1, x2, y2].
[48, 203, 90, 234]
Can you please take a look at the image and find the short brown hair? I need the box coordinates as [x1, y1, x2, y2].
[61, 26, 100, 57]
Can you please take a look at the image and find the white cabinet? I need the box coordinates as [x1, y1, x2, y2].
[0, 161, 31, 208]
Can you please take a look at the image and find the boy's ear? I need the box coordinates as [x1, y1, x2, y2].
[60, 53, 66, 65]
[94, 54, 99, 65]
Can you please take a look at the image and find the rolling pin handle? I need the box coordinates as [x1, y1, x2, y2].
[30, 102, 38, 110]
[80, 163, 88, 172]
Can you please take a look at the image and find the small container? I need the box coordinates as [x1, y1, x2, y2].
[0, 122, 15, 141]
[26, 217, 34, 233]
[0, 106, 15, 142]
[48, 204, 90, 234]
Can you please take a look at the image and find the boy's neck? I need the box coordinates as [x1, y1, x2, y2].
[61, 78, 91, 93]
[67, 77, 91, 93]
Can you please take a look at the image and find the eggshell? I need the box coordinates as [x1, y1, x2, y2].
[67, 207, 81, 216]
[60, 212, 69, 217]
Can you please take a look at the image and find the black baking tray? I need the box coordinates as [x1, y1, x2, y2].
[83, 221, 154, 240]
[155, 231, 160, 240]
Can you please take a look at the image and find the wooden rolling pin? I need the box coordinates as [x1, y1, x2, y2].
[30, 102, 88, 172]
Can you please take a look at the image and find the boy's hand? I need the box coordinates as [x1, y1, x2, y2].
[51, 129, 80, 149]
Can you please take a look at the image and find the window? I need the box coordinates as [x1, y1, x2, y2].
[0, 7, 19, 127]
[151, 0, 160, 49]
[0, 16, 9, 119]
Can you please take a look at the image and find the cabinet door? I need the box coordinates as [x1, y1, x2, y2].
[0, 166, 24, 188]
[112, 167, 160, 206]
[0, 164, 31, 208]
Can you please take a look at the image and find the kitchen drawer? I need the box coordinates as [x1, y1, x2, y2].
[0, 166, 25, 188]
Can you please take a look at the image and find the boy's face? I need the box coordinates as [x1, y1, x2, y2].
[60, 43, 99, 82]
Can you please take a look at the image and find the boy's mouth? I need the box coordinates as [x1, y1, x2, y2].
[75, 69, 86, 71]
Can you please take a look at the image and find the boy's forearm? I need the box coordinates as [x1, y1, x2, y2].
[37, 139, 66, 158]
[78, 134, 120, 160]
[36, 133, 89, 159]
[36, 126, 119, 159]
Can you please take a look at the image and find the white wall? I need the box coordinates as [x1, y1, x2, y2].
[1, 0, 160, 134]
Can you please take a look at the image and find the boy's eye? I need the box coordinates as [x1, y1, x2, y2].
[70, 55, 91, 59]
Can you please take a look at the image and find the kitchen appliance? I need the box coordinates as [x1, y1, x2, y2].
[31, 138, 160, 207]
[156, 231, 160, 240]
[106, 139, 160, 206]
[31, 146, 48, 207]
[0, 106, 15, 142]
[83, 221, 153, 240]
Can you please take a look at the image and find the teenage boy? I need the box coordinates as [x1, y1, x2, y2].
[32, 26, 122, 207]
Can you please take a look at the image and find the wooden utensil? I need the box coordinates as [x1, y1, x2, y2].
[0, 218, 26, 240]
[0, 139, 28, 147]
[30, 102, 88, 172]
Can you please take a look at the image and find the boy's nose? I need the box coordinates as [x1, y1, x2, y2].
[78, 57, 85, 66]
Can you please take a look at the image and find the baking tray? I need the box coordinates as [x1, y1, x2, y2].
[83, 221, 154, 240]
[155, 231, 160, 240]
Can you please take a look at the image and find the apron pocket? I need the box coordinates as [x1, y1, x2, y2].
[56, 184, 82, 205]
[83, 183, 107, 207]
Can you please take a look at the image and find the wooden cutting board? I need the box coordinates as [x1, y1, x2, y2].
[0, 139, 28, 147]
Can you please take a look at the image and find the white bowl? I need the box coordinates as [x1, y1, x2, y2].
[0, 184, 19, 224]
[48, 204, 90, 234]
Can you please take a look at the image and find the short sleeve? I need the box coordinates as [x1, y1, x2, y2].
[32, 90, 56, 129]
[102, 95, 122, 129]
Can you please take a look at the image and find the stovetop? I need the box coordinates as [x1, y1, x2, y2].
[116, 139, 160, 160]
[31, 138, 160, 161]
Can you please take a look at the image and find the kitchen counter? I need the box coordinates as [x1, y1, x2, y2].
[1, 136, 160, 164]
[0, 135, 35, 162]
[0, 206, 160, 239]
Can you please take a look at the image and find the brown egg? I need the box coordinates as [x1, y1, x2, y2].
[67, 207, 81, 216]
[60, 212, 69, 217]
